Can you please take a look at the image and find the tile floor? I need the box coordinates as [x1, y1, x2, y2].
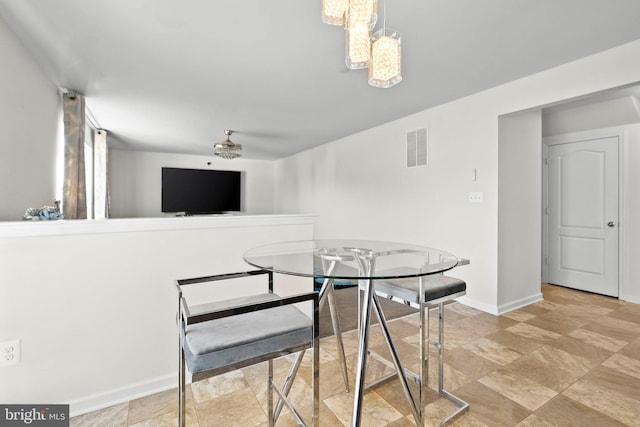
[71, 284, 640, 426]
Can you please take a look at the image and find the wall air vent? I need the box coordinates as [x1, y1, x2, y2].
[407, 127, 427, 167]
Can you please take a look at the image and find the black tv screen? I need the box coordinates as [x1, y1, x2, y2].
[161, 167, 241, 214]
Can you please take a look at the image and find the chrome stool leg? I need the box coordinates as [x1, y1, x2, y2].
[433, 302, 469, 426]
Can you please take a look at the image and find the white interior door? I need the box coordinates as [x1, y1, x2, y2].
[545, 136, 619, 296]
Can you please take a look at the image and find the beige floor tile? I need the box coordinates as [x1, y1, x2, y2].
[505, 323, 562, 343]
[527, 345, 595, 376]
[449, 412, 489, 427]
[515, 414, 556, 427]
[454, 316, 501, 337]
[547, 335, 614, 365]
[190, 369, 248, 403]
[619, 337, 640, 360]
[478, 369, 557, 411]
[385, 317, 420, 339]
[483, 329, 545, 354]
[602, 352, 640, 380]
[501, 310, 536, 322]
[462, 337, 523, 366]
[504, 353, 581, 392]
[519, 304, 551, 317]
[455, 381, 530, 427]
[533, 299, 563, 311]
[444, 347, 500, 381]
[563, 370, 640, 426]
[258, 401, 343, 427]
[441, 323, 485, 349]
[324, 390, 403, 427]
[196, 387, 266, 427]
[524, 310, 586, 335]
[583, 315, 640, 342]
[607, 304, 640, 325]
[474, 311, 520, 329]
[530, 395, 627, 427]
[128, 406, 199, 427]
[567, 327, 628, 352]
[445, 302, 483, 318]
[70, 402, 129, 427]
[386, 415, 418, 427]
[127, 388, 193, 425]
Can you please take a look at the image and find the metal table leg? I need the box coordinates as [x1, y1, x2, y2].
[351, 276, 374, 427]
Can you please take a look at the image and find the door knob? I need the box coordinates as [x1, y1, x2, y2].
[607, 221, 616, 227]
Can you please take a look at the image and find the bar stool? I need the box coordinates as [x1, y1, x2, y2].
[176, 270, 320, 426]
[367, 273, 470, 426]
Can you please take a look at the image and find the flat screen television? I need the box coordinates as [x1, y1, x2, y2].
[161, 167, 241, 215]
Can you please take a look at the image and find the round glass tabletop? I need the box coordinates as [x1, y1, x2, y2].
[243, 239, 460, 280]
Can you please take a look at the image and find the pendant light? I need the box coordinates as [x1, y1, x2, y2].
[345, 0, 377, 69]
[213, 130, 242, 160]
[368, 0, 402, 88]
[321, 0, 349, 26]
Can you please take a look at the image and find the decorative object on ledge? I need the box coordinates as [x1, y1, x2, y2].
[321, 0, 401, 88]
[213, 129, 243, 160]
[23, 201, 64, 221]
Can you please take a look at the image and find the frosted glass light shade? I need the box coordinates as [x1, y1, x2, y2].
[321, 0, 349, 26]
[369, 28, 402, 88]
[345, 23, 371, 69]
[346, 0, 377, 29]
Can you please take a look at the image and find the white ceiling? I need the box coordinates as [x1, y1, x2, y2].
[2, 0, 640, 160]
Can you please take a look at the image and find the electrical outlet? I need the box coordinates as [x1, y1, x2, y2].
[468, 192, 483, 203]
[1, 340, 20, 366]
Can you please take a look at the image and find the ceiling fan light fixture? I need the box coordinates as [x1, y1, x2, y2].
[213, 130, 243, 160]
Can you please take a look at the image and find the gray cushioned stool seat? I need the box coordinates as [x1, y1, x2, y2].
[375, 275, 466, 305]
[183, 293, 313, 376]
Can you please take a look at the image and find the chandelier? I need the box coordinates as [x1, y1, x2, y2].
[213, 130, 242, 160]
[321, 0, 401, 88]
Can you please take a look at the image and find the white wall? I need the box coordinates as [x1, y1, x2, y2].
[109, 150, 276, 217]
[623, 124, 640, 302]
[0, 216, 315, 414]
[0, 16, 59, 221]
[542, 96, 640, 137]
[275, 39, 640, 313]
[498, 110, 543, 310]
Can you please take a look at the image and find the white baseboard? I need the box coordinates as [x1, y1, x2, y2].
[496, 293, 544, 315]
[455, 296, 499, 315]
[69, 374, 176, 418]
[456, 292, 543, 316]
[620, 293, 640, 304]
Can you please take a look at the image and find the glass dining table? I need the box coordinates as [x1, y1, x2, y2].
[244, 239, 462, 427]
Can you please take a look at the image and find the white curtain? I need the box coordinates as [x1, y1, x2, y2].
[94, 129, 111, 219]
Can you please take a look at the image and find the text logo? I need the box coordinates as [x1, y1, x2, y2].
[1, 405, 69, 426]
